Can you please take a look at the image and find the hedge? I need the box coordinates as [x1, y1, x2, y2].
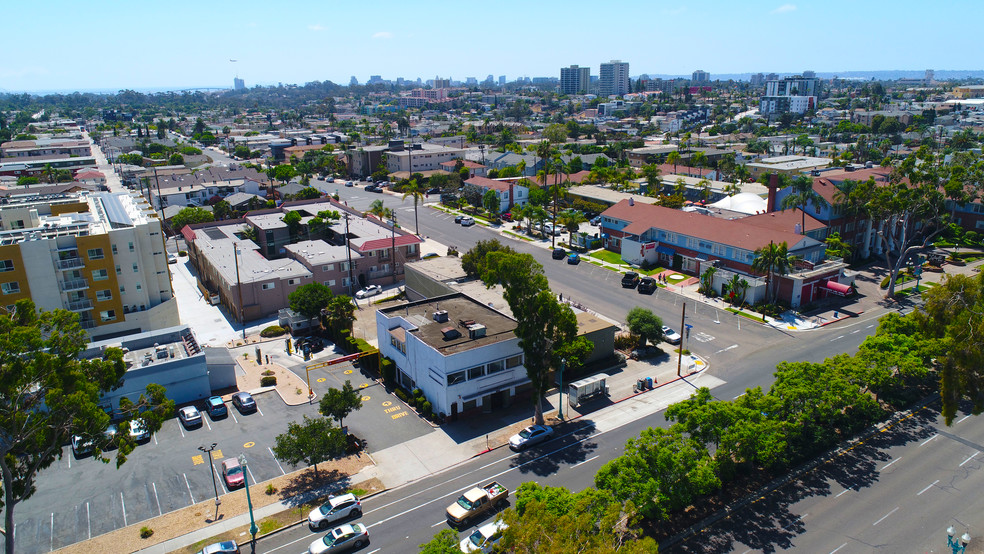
[380, 357, 396, 384]
[260, 375, 277, 387]
[260, 325, 286, 338]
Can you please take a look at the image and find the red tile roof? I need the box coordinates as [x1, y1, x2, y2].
[605, 199, 812, 252]
[439, 160, 485, 169]
[810, 167, 893, 203]
[465, 176, 514, 193]
[358, 233, 422, 252]
[741, 208, 826, 234]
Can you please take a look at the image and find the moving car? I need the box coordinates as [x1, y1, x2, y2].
[661, 325, 682, 345]
[308, 493, 363, 529]
[178, 405, 203, 428]
[307, 523, 369, 554]
[231, 392, 257, 414]
[355, 285, 382, 299]
[567, 252, 580, 264]
[552, 247, 566, 260]
[363, 184, 375, 191]
[509, 425, 555, 450]
[460, 520, 508, 553]
[344, 181, 354, 187]
[621, 272, 640, 288]
[446, 481, 508, 526]
[206, 396, 227, 418]
[460, 216, 475, 227]
[128, 418, 150, 442]
[197, 540, 240, 554]
[637, 276, 657, 294]
[221, 458, 245, 488]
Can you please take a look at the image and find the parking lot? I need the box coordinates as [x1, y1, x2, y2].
[9, 352, 434, 554]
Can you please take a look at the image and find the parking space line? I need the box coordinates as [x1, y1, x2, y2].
[153, 433, 158, 445]
[247, 464, 257, 486]
[152, 482, 162, 515]
[269, 447, 286, 475]
[178, 423, 185, 438]
[256, 405, 265, 417]
[230, 411, 238, 424]
[184, 473, 195, 504]
[120, 492, 127, 527]
[204, 418, 212, 431]
[86, 502, 91, 539]
[49, 512, 53, 552]
[67, 453, 71, 469]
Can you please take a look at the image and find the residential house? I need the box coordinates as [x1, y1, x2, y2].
[463, 176, 529, 213]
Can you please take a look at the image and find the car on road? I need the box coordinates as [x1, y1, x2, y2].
[221, 458, 245, 489]
[363, 184, 375, 191]
[308, 523, 369, 553]
[206, 396, 227, 418]
[231, 392, 256, 414]
[369, 185, 383, 193]
[71, 435, 94, 457]
[128, 418, 150, 442]
[567, 252, 580, 264]
[661, 325, 682, 345]
[197, 540, 240, 554]
[637, 276, 657, 294]
[460, 520, 507, 553]
[500, 212, 512, 221]
[344, 181, 354, 187]
[422, 252, 439, 259]
[460, 216, 475, 227]
[355, 285, 382, 299]
[552, 247, 566, 260]
[178, 405, 203, 428]
[308, 493, 362, 529]
[325, 177, 335, 183]
[621, 271, 640, 288]
[426, 187, 441, 195]
[509, 425, 554, 450]
[454, 215, 464, 224]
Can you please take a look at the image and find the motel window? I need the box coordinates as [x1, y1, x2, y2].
[487, 360, 505, 374]
[92, 269, 109, 281]
[87, 248, 104, 260]
[99, 310, 116, 322]
[506, 355, 523, 368]
[96, 290, 112, 301]
[468, 366, 485, 379]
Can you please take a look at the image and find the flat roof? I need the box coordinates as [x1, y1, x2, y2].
[284, 240, 352, 266]
[379, 293, 517, 355]
[189, 223, 310, 286]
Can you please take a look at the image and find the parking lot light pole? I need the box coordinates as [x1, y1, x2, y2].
[198, 443, 221, 508]
[239, 454, 258, 545]
[947, 526, 971, 554]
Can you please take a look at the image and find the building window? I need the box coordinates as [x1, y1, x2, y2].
[407, 244, 418, 254]
[506, 355, 523, 368]
[96, 290, 112, 301]
[447, 370, 466, 386]
[0, 260, 13, 272]
[288, 278, 299, 286]
[487, 360, 506, 374]
[99, 310, 116, 322]
[324, 280, 336, 287]
[1, 282, 20, 295]
[111, 244, 118, 255]
[468, 366, 485, 379]
[119, 285, 125, 293]
[262, 282, 275, 290]
[390, 336, 406, 354]
[115, 265, 122, 275]
[92, 269, 109, 281]
[87, 248, 104, 260]
[136, 282, 142, 290]
[322, 264, 335, 271]
[687, 238, 699, 249]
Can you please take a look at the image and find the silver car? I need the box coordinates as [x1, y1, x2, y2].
[308, 493, 362, 529]
[508, 425, 554, 451]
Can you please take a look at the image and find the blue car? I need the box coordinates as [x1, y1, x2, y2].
[567, 253, 580, 264]
[206, 396, 227, 418]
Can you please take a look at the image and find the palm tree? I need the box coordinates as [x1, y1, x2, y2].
[751, 241, 800, 303]
[642, 163, 662, 193]
[556, 209, 587, 246]
[725, 274, 749, 306]
[367, 199, 392, 221]
[667, 151, 682, 175]
[780, 175, 830, 235]
[722, 181, 742, 196]
[697, 178, 712, 201]
[691, 151, 707, 178]
[733, 163, 751, 187]
[401, 179, 424, 235]
[699, 266, 718, 296]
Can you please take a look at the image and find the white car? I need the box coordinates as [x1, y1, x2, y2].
[308, 494, 362, 529]
[508, 424, 554, 451]
[308, 523, 369, 554]
[460, 520, 507, 553]
[178, 405, 203, 428]
[128, 418, 150, 442]
[355, 285, 382, 299]
[661, 325, 682, 345]
[460, 216, 475, 227]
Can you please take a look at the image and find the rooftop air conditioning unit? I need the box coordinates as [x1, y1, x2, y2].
[433, 310, 449, 323]
[467, 324, 487, 339]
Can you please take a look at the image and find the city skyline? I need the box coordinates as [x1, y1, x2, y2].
[3, 0, 982, 93]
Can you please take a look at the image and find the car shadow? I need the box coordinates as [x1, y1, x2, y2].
[509, 420, 598, 477]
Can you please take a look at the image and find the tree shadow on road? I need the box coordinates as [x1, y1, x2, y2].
[509, 421, 598, 477]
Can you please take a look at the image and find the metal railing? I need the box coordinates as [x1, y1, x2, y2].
[56, 257, 84, 270]
[60, 278, 89, 292]
[66, 299, 93, 311]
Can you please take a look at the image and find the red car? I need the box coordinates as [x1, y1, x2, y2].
[501, 212, 512, 221]
[221, 458, 245, 488]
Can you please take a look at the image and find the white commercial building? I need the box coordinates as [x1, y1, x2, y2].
[599, 60, 630, 97]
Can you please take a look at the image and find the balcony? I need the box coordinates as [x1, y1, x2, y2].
[60, 278, 89, 292]
[78, 319, 96, 329]
[56, 257, 84, 270]
[66, 299, 93, 311]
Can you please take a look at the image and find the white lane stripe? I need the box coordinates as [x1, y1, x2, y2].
[204, 417, 212, 431]
[230, 410, 238, 424]
[431, 520, 445, 527]
[572, 455, 600, 468]
[247, 464, 257, 486]
[49, 512, 53, 552]
[830, 543, 848, 553]
[86, 502, 91, 539]
[958, 415, 971, 424]
[120, 492, 127, 527]
[257, 405, 265, 417]
[880, 457, 901, 471]
[917, 480, 939, 495]
[269, 447, 286, 475]
[836, 487, 853, 498]
[920, 434, 938, 446]
[262, 533, 312, 552]
[872, 506, 898, 526]
[960, 453, 976, 467]
[184, 473, 195, 504]
[153, 482, 162, 515]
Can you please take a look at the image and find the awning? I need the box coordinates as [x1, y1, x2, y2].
[655, 245, 675, 256]
[822, 280, 853, 296]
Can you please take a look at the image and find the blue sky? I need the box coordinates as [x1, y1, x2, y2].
[3, 0, 980, 92]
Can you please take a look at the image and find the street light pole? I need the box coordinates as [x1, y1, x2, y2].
[239, 454, 259, 545]
[198, 443, 221, 508]
[558, 358, 566, 420]
[947, 526, 971, 554]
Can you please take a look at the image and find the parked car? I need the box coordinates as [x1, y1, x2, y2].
[308, 523, 369, 554]
[167, 253, 178, 264]
[325, 177, 335, 183]
[509, 425, 554, 450]
[297, 336, 326, 353]
[231, 392, 257, 414]
[426, 187, 441, 195]
[637, 276, 657, 294]
[460, 216, 475, 227]
[308, 493, 363, 529]
[178, 405, 203, 428]
[366, 176, 374, 183]
[567, 252, 580, 264]
[422, 252, 440, 259]
[590, 216, 602, 226]
[369, 185, 383, 193]
[197, 540, 240, 554]
[355, 284, 382, 299]
[621, 272, 640, 288]
[500, 212, 512, 221]
[661, 325, 682, 345]
[221, 458, 245, 488]
[71, 435, 94, 457]
[552, 247, 566, 260]
[128, 418, 150, 442]
[206, 396, 227, 418]
[102, 423, 119, 450]
[460, 520, 508, 553]
[363, 184, 375, 192]
[344, 181, 354, 187]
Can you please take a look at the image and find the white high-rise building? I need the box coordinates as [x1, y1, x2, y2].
[692, 69, 710, 82]
[599, 60, 630, 97]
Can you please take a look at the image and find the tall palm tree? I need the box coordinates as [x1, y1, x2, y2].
[642, 163, 662, 193]
[780, 175, 830, 235]
[733, 163, 751, 186]
[401, 179, 423, 235]
[691, 151, 707, 178]
[667, 151, 682, 175]
[752, 241, 800, 303]
[556, 209, 587, 246]
[367, 199, 392, 221]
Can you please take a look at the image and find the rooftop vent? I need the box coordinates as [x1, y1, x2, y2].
[467, 323, 487, 339]
[441, 327, 461, 340]
[433, 310, 449, 323]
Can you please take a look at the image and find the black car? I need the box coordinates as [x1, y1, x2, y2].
[552, 247, 566, 260]
[427, 187, 441, 195]
[637, 276, 657, 294]
[364, 184, 375, 191]
[621, 272, 640, 288]
[454, 215, 464, 224]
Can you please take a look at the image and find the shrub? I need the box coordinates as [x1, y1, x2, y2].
[265, 483, 278, 495]
[178, 250, 188, 257]
[260, 325, 286, 338]
[614, 332, 638, 351]
[421, 401, 432, 417]
[380, 357, 396, 384]
[262, 369, 275, 376]
[395, 388, 409, 403]
[412, 388, 423, 398]
[260, 375, 277, 387]
[140, 527, 154, 539]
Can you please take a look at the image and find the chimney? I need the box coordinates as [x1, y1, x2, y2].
[766, 173, 779, 212]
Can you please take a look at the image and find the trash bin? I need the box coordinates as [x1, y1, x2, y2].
[637, 378, 646, 391]
[646, 377, 654, 389]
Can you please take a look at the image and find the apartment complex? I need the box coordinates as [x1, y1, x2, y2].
[599, 60, 630, 97]
[760, 75, 822, 115]
[0, 190, 177, 339]
[560, 65, 591, 95]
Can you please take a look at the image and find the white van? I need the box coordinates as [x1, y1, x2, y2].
[459, 520, 507, 553]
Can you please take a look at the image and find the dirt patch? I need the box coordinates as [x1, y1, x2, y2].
[55, 455, 379, 554]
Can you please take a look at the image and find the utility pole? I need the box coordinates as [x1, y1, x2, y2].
[676, 302, 686, 377]
[344, 213, 355, 296]
[391, 212, 398, 285]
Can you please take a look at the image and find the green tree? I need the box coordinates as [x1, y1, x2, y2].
[666, 150, 682, 174]
[642, 163, 662, 191]
[780, 175, 830, 234]
[318, 381, 363, 429]
[288, 283, 334, 318]
[699, 266, 717, 296]
[170, 206, 214, 232]
[542, 123, 568, 145]
[273, 164, 297, 185]
[461, 239, 514, 279]
[752, 241, 799, 303]
[168, 153, 184, 165]
[401, 179, 424, 235]
[418, 529, 460, 554]
[556, 209, 587, 246]
[294, 186, 322, 200]
[212, 200, 233, 220]
[283, 210, 302, 240]
[322, 294, 357, 334]
[626, 307, 663, 347]
[271, 415, 346, 478]
[482, 189, 499, 216]
[0, 300, 174, 554]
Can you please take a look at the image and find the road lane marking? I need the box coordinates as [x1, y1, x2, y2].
[262, 534, 313, 552]
[573, 455, 600, 468]
[269, 447, 286, 475]
[850, 329, 860, 334]
[67, 453, 71, 469]
[917, 480, 939, 495]
[154, 433, 158, 445]
[431, 520, 445, 527]
[244, 442, 255, 449]
[831, 335, 845, 341]
[153, 482, 162, 515]
[184, 473, 195, 504]
[880, 457, 901, 471]
[247, 464, 257, 486]
[714, 344, 739, 355]
[204, 418, 212, 431]
[230, 411, 238, 424]
[830, 543, 848, 553]
[959, 453, 976, 467]
[178, 424, 185, 438]
[734, 393, 746, 399]
[958, 415, 971, 424]
[920, 434, 939, 446]
[836, 487, 853, 498]
[50, 512, 53, 552]
[866, 324, 875, 329]
[121, 492, 128, 527]
[257, 405, 265, 417]
[872, 506, 898, 526]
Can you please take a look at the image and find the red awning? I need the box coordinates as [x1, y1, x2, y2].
[823, 281, 852, 296]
